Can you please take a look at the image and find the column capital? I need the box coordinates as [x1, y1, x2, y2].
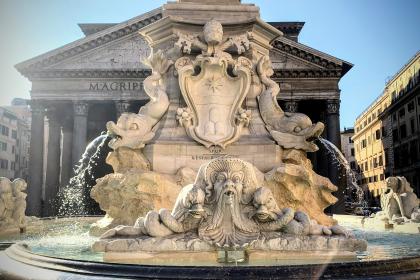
[284, 101, 298, 113]
[115, 100, 131, 115]
[30, 100, 46, 114]
[326, 99, 340, 115]
[73, 101, 89, 116]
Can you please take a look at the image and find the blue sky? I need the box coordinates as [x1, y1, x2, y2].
[0, 0, 419, 129]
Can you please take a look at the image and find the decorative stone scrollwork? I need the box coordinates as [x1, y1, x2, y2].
[175, 19, 251, 58]
[326, 99, 340, 115]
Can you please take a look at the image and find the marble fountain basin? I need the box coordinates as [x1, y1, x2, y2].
[0, 216, 419, 279]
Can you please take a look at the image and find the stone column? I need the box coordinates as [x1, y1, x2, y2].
[326, 99, 345, 214]
[60, 116, 73, 188]
[44, 107, 62, 216]
[284, 101, 298, 113]
[115, 100, 131, 119]
[27, 101, 45, 216]
[72, 101, 89, 167]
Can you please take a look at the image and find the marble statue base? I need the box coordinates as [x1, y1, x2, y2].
[93, 232, 366, 265]
[93, 232, 367, 259]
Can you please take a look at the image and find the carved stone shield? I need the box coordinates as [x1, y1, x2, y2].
[176, 56, 251, 148]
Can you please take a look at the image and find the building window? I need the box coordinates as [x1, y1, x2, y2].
[399, 108, 405, 118]
[364, 161, 368, 171]
[350, 161, 356, 170]
[375, 129, 381, 140]
[351, 148, 355, 156]
[12, 146, 15, 154]
[392, 113, 397, 122]
[373, 157, 378, 168]
[392, 91, 397, 101]
[380, 174, 385, 181]
[12, 130, 17, 139]
[368, 116, 372, 123]
[408, 101, 415, 112]
[0, 141, 7, 151]
[400, 124, 407, 139]
[0, 125, 9, 137]
[392, 129, 399, 142]
[410, 118, 416, 134]
[378, 155, 383, 166]
[10, 162, 15, 171]
[0, 159, 8, 169]
[361, 139, 367, 148]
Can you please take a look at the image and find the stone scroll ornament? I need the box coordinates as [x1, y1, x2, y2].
[175, 20, 252, 149]
[100, 157, 351, 248]
[256, 55, 325, 152]
[106, 50, 173, 151]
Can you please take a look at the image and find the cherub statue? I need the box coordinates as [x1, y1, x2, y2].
[12, 179, 28, 229]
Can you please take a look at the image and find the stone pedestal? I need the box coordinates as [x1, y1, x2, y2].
[143, 139, 281, 174]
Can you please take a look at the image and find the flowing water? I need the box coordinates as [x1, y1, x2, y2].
[317, 137, 367, 208]
[57, 133, 112, 216]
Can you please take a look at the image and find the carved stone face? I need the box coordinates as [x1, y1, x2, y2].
[211, 170, 244, 206]
[252, 187, 279, 222]
[198, 157, 260, 247]
[203, 19, 223, 45]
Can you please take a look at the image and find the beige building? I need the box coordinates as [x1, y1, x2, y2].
[0, 100, 31, 180]
[353, 51, 420, 202]
[353, 88, 390, 202]
[380, 52, 420, 196]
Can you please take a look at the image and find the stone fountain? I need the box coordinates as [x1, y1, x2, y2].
[88, 15, 367, 263]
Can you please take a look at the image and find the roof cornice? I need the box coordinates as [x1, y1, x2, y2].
[272, 37, 353, 77]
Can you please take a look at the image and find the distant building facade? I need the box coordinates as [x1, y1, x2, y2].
[340, 127, 360, 201]
[0, 100, 31, 180]
[340, 127, 356, 170]
[380, 52, 420, 196]
[353, 51, 420, 203]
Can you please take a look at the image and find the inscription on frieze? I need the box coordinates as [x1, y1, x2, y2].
[89, 81, 143, 92]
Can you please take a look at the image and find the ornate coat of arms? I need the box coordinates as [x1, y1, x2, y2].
[175, 20, 252, 149]
[176, 56, 251, 148]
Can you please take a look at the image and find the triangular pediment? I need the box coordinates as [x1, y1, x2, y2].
[44, 34, 151, 70]
[271, 36, 353, 76]
[270, 49, 323, 71]
[15, 8, 162, 76]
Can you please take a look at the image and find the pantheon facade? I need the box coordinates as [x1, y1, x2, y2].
[16, 5, 352, 216]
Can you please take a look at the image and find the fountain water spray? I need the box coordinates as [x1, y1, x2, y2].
[57, 132, 112, 217]
[317, 137, 367, 210]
